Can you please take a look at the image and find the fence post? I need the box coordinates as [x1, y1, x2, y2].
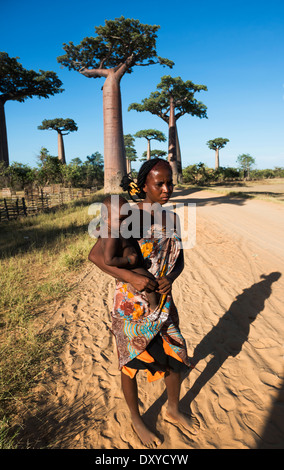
[22, 197, 27, 216]
[16, 198, 19, 216]
[4, 198, 9, 220]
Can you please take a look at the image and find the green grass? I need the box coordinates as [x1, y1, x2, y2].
[0, 193, 107, 448]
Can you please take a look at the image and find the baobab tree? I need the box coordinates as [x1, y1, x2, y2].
[38, 118, 78, 164]
[134, 129, 166, 160]
[206, 137, 229, 169]
[129, 75, 207, 183]
[57, 16, 174, 193]
[140, 149, 167, 161]
[0, 52, 63, 166]
[237, 153, 255, 179]
[124, 134, 137, 173]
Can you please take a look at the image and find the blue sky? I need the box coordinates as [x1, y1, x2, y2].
[1, 0, 283, 171]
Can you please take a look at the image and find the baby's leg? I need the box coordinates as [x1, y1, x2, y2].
[132, 267, 160, 311]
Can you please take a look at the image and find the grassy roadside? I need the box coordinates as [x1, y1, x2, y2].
[0, 193, 107, 448]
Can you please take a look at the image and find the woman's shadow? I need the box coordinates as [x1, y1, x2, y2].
[143, 272, 282, 428]
[180, 271, 282, 408]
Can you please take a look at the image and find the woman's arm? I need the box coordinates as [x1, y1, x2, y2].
[88, 240, 157, 292]
[166, 249, 184, 283]
[103, 236, 137, 268]
[157, 249, 184, 295]
[157, 209, 185, 295]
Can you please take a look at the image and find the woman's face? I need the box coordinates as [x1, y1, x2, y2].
[143, 164, 173, 205]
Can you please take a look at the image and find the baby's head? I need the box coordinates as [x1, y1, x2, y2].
[101, 195, 130, 228]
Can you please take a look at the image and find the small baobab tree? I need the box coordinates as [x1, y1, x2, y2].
[129, 75, 207, 183]
[134, 129, 166, 160]
[0, 52, 63, 166]
[124, 134, 137, 174]
[140, 149, 167, 161]
[237, 153, 255, 179]
[206, 138, 229, 169]
[57, 16, 174, 193]
[38, 118, 78, 164]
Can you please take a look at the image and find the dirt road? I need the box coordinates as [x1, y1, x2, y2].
[18, 190, 284, 449]
[172, 188, 284, 266]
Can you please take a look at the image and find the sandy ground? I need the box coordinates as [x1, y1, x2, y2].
[207, 179, 284, 197]
[18, 189, 284, 449]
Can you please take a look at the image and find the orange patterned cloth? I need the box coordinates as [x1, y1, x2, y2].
[111, 224, 190, 377]
[122, 337, 184, 382]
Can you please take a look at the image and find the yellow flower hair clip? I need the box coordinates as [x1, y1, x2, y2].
[129, 181, 139, 196]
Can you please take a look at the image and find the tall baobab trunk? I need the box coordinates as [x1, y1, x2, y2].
[103, 69, 126, 193]
[57, 132, 66, 164]
[175, 125, 183, 183]
[126, 158, 131, 173]
[168, 94, 178, 184]
[0, 99, 9, 166]
[215, 148, 219, 169]
[147, 139, 151, 160]
[80, 65, 127, 193]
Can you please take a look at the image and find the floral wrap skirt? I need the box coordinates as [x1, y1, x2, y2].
[111, 225, 191, 381]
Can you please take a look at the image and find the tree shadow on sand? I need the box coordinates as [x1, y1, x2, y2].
[143, 272, 282, 433]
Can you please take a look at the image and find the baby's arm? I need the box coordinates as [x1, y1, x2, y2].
[103, 236, 135, 268]
[88, 239, 158, 293]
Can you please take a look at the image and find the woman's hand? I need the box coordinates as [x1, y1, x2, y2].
[129, 272, 158, 293]
[157, 276, 173, 295]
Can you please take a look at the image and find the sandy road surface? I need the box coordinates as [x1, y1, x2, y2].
[17, 190, 284, 449]
[172, 188, 284, 266]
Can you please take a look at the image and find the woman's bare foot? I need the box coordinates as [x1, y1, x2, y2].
[132, 416, 162, 448]
[165, 408, 200, 435]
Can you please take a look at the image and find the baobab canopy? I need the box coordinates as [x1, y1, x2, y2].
[57, 17, 174, 74]
[0, 52, 63, 166]
[38, 118, 78, 164]
[0, 52, 63, 103]
[129, 76, 208, 123]
[129, 75, 208, 182]
[57, 17, 174, 193]
[207, 138, 230, 169]
[38, 118, 78, 135]
[134, 129, 166, 161]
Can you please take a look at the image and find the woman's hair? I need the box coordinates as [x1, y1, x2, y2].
[120, 158, 171, 200]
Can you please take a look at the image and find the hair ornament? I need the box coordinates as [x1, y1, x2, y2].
[129, 181, 139, 196]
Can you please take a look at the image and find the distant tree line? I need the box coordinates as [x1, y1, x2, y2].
[0, 148, 104, 190]
[182, 162, 284, 185]
[1, 151, 283, 191]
